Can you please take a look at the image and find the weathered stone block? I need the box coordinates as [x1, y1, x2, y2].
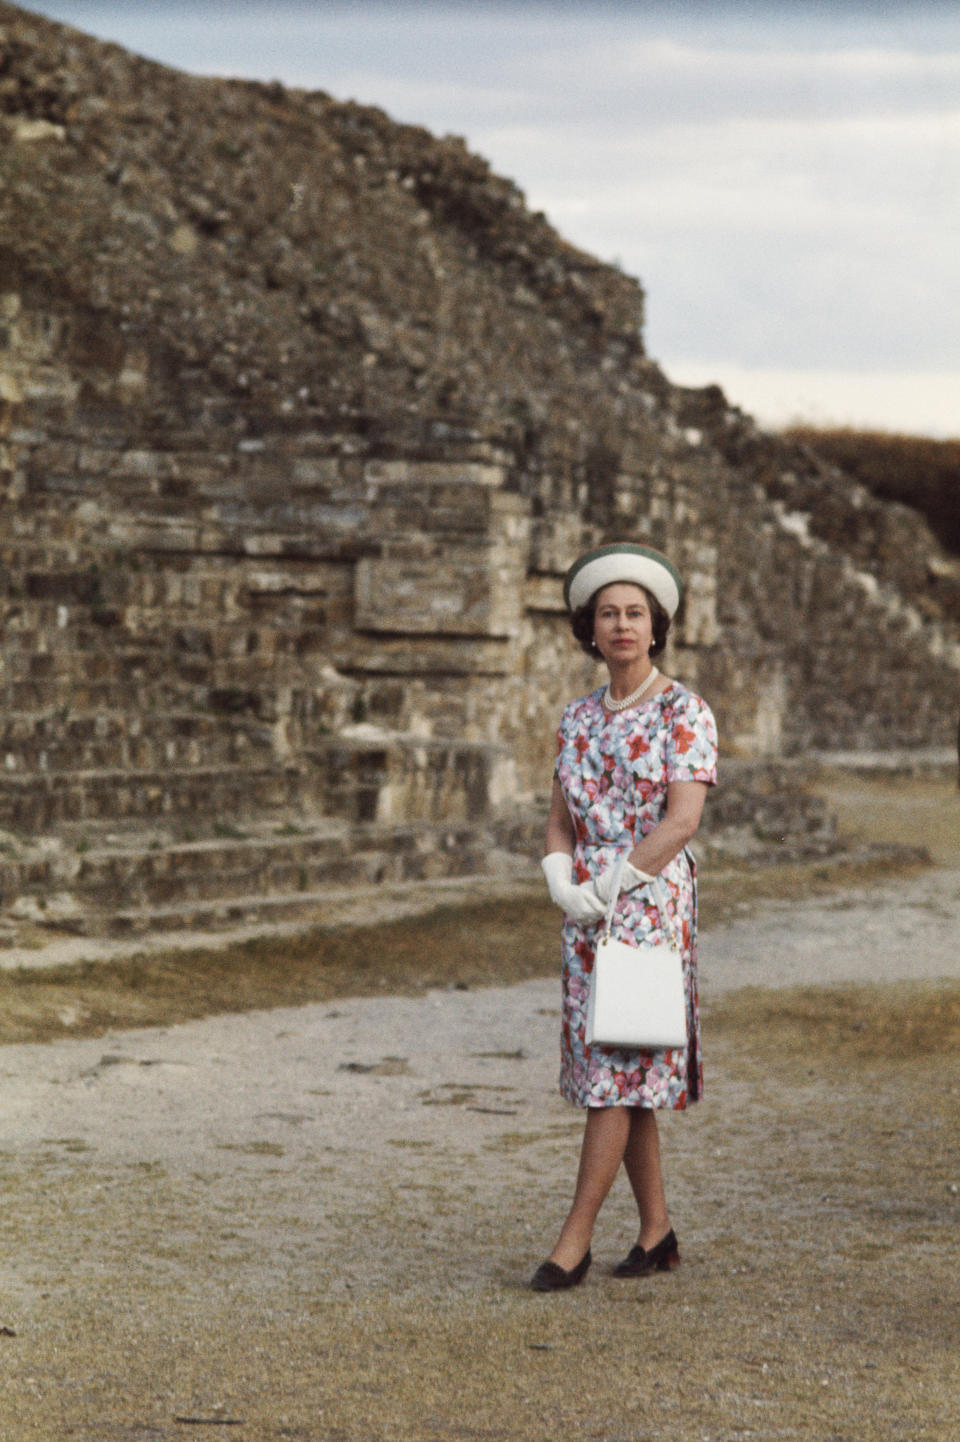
[290, 456, 341, 486]
[364, 459, 506, 488]
[0, 370, 24, 404]
[676, 539, 719, 647]
[338, 634, 513, 677]
[524, 575, 567, 613]
[355, 540, 525, 638]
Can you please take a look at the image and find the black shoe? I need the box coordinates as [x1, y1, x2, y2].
[613, 1228, 679, 1278]
[530, 1249, 592, 1292]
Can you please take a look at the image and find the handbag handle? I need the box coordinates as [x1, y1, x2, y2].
[601, 851, 680, 950]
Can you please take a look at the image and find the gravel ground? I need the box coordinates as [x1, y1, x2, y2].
[1, 835, 958, 1438]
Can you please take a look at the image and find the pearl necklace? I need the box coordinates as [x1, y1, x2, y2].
[603, 667, 660, 712]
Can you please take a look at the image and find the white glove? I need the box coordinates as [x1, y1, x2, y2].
[541, 852, 606, 926]
[593, 858, 657, 905]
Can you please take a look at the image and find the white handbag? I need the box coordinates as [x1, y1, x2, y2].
[584, 854, 687, 1050]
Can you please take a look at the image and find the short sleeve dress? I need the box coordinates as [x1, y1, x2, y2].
[553, 682, 718, 1110]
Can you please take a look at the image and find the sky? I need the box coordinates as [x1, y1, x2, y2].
[21, 1, 960, 437]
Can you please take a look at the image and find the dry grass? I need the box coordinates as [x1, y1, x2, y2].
[813, 772, 960, 867]
[2, 776, 958, 1441]
[0, 896, 558, 1045]
[710, 978, 960, 1064]
[0, 847, 933, 1046]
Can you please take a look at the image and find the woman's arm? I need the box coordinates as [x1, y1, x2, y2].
[626, 780, 709, 875]
[544, 776, 576, 856]
[541, 776, 607, 923]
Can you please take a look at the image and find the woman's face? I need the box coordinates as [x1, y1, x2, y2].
[592, 583, 654, 668]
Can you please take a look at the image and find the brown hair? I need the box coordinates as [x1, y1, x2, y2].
[570, 584, 672, 660]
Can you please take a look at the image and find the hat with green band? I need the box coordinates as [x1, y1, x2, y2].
[563, 542, 683, 619]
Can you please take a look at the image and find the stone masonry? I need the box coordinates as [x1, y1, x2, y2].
[0, 3, 957, 937]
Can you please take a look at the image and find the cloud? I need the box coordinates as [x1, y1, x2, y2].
[669, 362, 960, 436]
[466, 92, 960, 370]
[26, 0, 960, 432]
[283, 21, 958, 381]
[510, 38, 960, 130]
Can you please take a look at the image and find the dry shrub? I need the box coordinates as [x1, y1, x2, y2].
[784, 426, 960, 555]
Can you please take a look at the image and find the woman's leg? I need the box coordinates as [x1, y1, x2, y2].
[622, 1107, 671, 1249]
[547, 1106, 631, 1269]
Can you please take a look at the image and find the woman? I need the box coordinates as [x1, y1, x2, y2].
[531, 541, 718, 1292]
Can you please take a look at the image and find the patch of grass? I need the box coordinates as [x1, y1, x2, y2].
[0, 895, 561, 1045]
[41, 1138, 91, 1153]
[709, 979, 960, 1062]
[0, 850, 939, 1047]
[419, 1090, 478, 1108]
[814, 775, 960, 868]
[216, 1141, 285, 1157]
[487, 1130, 551, 1151]
[697, 850, 931, 931]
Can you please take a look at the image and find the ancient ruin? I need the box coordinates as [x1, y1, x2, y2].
[1, 3, 957, 938]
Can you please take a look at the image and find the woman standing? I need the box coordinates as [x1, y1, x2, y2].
[531, 542, 718, 1291]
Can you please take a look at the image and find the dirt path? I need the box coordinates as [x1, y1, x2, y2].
[1, 777, 958, 1441]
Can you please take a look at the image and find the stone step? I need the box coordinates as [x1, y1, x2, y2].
[0, 671, 312, 721]
[1, 821, 344, 909]
[1, 649, 178, 684]
[0, 555, 337, 636]
[307, 732, 509, 825]
[76, 828, 359, 908]
[1, 818, 512, 936]
[0, 632, 323, 679]
[0, 655, 308, 709]
[0, 724, 511, 831]
[0, 764, 305, 831]
[0, 620, 328, 671]
[0, 677, 219, 714]
[2, 563, 333, 614]
[33, 880, 443, 940]
[699, 758, 838, 856]
[17, 469, 377, 541]
[0, 541, 103, 575]
[0, 709, 278, 772]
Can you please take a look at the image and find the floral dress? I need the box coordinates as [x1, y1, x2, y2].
[554, 683, 718, 1110]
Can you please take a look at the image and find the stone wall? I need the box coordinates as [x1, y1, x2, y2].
[3, 279, 956, 793]
[0, 2, 958, 935]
